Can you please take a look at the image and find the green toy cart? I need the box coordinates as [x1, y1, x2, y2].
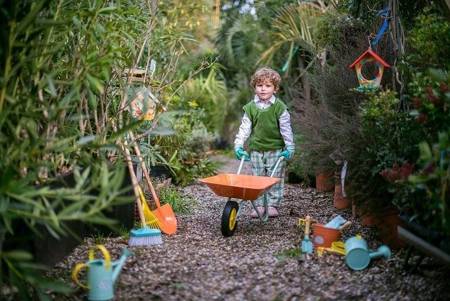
[199, 157, 283, 237]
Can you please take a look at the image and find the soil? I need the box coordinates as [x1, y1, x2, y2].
[52, 155, 450, 301]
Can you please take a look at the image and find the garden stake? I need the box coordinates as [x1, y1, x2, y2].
[128, 131, 177, 235]
[121, 139, 163, 247]
[301, 215, 313, 254]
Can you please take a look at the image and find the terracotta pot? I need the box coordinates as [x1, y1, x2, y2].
[361, 213, 377, 226]
[375, 208, 406, 249]
[315, 172, 334, 192]
[333, 184, 350, 209]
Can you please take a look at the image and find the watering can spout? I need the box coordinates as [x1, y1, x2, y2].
[369, 245, 391, 260]
[112, 248, 132, 284]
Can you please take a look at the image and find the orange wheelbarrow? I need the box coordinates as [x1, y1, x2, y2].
[199, 157, 283, 237]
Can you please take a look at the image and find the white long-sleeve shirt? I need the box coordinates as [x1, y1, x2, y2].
[234, 95, 294, 149]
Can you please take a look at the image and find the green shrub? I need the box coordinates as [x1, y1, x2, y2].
[406, 10, 450, 70]
[408, 69, 450, 138]
[392, 131, 450, 237]
[159, 185, 196, 214]
[154, 109, 217, 186]
[347, 90, 423, 213]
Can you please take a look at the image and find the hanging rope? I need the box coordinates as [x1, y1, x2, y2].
[370, 7, 390, 48]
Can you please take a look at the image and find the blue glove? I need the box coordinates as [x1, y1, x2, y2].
[280, 145, 295, 160]
[234, 146, 250, 161]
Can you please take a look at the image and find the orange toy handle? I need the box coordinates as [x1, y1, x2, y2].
[72, 263, 88, 289]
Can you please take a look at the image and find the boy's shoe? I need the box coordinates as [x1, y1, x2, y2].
[250, 206, 265, 218]
[268, 206, 279, 217]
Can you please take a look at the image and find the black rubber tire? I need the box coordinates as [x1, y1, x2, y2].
[221, 201, 239, 237]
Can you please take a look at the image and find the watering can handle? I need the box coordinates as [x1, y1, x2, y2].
[72, 263, 89, 289]
[88, 245, 112, 270]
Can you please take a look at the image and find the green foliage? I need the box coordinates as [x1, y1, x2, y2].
[177, 66, 228, 134]
[159, 185, 196, 214]
[0, 249, 73, 300]
[408, 68, 450, 137]
[275, 247, 301, 261]
[347, 91, 423, 213]
[393, 131, 450, 235]
[315, 10, 365, 52]
[154, 110, 217, 186]
[406, 10, 450, 70]
[258, 2, 327, 66]
[0, 0, 197, 299]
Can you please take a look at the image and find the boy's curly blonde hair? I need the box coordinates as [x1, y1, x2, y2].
[250, 67, 281, 91]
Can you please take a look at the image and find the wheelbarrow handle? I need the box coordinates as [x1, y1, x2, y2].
[237, 156, 284, 177]
[237, 157, 245, 175]
[270, 157, 284, 177]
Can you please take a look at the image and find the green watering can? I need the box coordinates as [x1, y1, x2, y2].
[344, 235, 391, 270]
[72, 245, 132, 301]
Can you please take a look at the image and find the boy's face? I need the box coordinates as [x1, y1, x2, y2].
[255, 80, 276, 101]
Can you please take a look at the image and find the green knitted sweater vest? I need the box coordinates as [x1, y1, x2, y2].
[243, 98, 287, 151]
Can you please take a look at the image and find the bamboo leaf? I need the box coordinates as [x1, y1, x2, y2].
[2, 251, 33, 261]
[46, 75, 57, 97]
[16, 0, 48, 34]
[86, 73, 104, 94]
[77, 135, 96, 145]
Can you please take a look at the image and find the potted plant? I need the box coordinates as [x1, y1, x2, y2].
[392, 131, 450, 254]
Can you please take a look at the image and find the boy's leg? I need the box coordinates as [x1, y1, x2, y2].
[265, 149, 285, 208]
[250, 150, 265, 207]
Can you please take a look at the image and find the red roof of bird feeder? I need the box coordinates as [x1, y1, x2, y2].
[349, 47, 390, 69]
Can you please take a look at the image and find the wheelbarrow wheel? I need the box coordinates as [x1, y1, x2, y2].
[221, 201, 239, 237]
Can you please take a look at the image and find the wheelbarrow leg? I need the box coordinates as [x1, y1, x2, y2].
[250, 194, 269, 222]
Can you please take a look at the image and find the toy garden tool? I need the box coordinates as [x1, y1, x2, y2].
[317, 241, 346, 257]
[137, 186, 160, 229]
[325, 215, 347, 229]
[129, 131, 177, 235]
[72, 245, 132, 301]
[344, 235, 391, 270]
[301, 215, 314, 254]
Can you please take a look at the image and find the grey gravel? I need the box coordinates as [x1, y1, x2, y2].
[52, 156, 450, 300]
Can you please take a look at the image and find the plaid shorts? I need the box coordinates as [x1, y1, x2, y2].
[250, 149, 285, 208]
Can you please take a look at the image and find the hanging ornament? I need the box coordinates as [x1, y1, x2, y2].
[349, 7, 391, 92]
[349, 47, 390, 92]
[129, 87, 156, 121]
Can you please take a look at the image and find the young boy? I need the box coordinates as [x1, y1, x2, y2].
[234, 67, 295, 218]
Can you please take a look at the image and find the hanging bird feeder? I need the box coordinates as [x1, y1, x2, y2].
[349, 47, 390, 92]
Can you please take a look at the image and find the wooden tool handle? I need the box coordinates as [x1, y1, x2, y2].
[339, 221, 352, 231]
[120, 139, 146, 227]
[128, 131, 161, 208]
[304, 215, 311, 238]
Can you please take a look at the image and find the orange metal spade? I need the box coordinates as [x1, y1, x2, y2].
[130, 132, 177, 235]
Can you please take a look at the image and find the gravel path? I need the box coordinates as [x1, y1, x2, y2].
[53, 156, 450, 300]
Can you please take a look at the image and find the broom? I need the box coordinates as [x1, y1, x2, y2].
[121, 139, 162, 246]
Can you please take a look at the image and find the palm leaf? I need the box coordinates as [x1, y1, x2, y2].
[257, 2, 330, 66]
